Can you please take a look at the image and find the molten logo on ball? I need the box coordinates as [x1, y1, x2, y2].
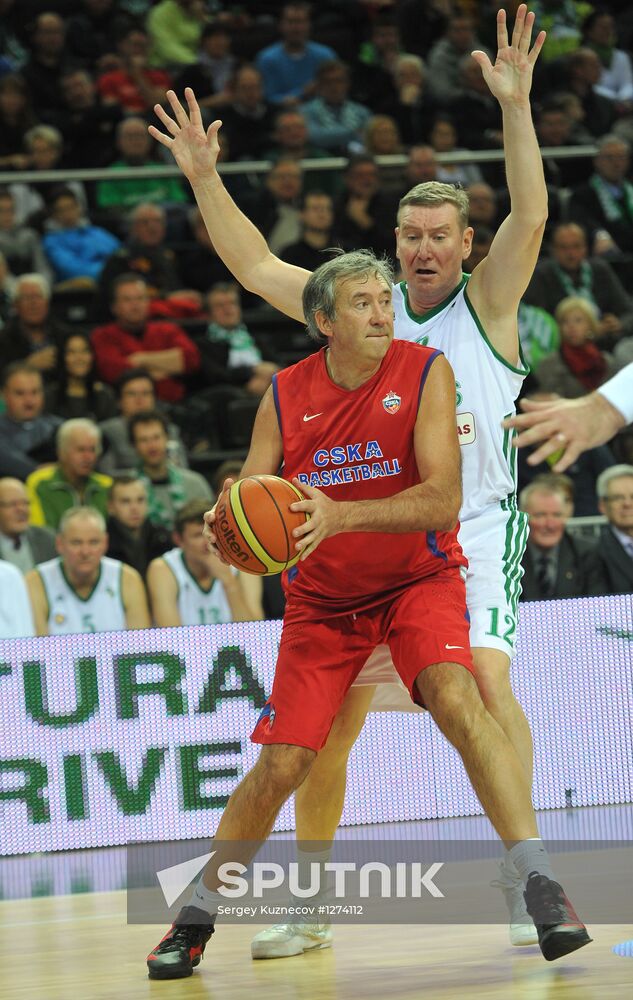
[216, 498, 250, 565]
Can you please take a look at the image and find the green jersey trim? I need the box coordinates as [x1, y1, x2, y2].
[399, 275, 467, 325]
[463, 286, 530, 376]
[499, 507, 529, 612]
[180, 550, 214, 596]
[60, 561, 103, 603]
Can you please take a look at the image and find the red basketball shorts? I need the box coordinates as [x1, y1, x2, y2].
[251, 569, 474, 751]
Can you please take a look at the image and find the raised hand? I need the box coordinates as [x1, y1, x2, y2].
[471, 4, 545, 108]
[148, 87, 222, 184]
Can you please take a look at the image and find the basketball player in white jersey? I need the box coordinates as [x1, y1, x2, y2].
[147, 499, 261, 627]
[25, 506, 151, 635]
[150, 6, 548, 949]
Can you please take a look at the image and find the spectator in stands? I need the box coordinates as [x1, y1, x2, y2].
[215, 64, 276, 163]
[561, 46, 617, 138]
[12, 125, 88, 230]
[531, 0, 587, 63]
[177, 207, 238, 298]
[42, 188, 120, 287]
[519, 479, 606, 600]
[200, 283, 278, 398]
[106, 473, 170, 575]
[57, 68, 122, 169]
[173, 22, 236, 116]
[255, 2, 335, 107]
[280, 190, 337, 271]
[429, 113, 484, 188]
[45, 332, 118, 423]
[95, 116, 188, 215]
[98, 203, 190, 310]
[401, 145, 440, 190]
[147, 0, 207, 70]
[351, 13, 400, 114]
[0, 476, 56, 572]
[147, 498, 260, 626]
[129, 410, 211, 530]
[0, 188, 50, 278]
[0, 74, 37, 170]
[334, 155, 396, 261]
[568, 134, 633, 254]
[0, 251, 14, 327]
[536, 296, 620, 398]
[364, 115, 403, 157]
[91, 274, 200, 403]
[0, 559, 34, 639]
[99, 368, 188, 474]
[0, 1, 29, 75]
[466, 182, 500, 232]
[301, 60, 372, 155]
[26, 417, 112, 529]
[244, 158, 303, 256]
[524, 221, 633, 345]
[451, 53, 504, 150]
[65, 0, 124, 68]
[265, 109, 333, 195]
[534, 99, 592, 189]
[582, 9, 633, 111]
[396, 0, 450, 60]
[25, 505, 150, 634]
[594, 463, 633, 593]
[22, 12, 74, 120]
[426, 13, 490, 105]
[386, 54, 438, 147]
[0, 275, 72, 378]
[97, 24, 172, 117]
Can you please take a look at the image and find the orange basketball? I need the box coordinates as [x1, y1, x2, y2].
[214, 475, 309, 575]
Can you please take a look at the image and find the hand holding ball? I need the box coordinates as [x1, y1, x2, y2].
[214, 475, 309, 575]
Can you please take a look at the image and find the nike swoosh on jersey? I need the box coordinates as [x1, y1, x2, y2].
[303, 412, 323, 422]
[445, 644, 464, 649]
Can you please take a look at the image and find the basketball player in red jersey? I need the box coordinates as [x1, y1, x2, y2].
[146, 252, 590, 980]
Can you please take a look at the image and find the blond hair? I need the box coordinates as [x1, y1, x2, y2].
[398, 182, 470, 229]
[554, 296, 599, 336]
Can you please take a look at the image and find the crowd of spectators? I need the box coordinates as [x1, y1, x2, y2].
[1, 0, 633, 640]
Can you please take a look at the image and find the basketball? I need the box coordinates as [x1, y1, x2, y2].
[214, 475, 309, 575]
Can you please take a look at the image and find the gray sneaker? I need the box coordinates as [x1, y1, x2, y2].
[491, 858, 539, 946]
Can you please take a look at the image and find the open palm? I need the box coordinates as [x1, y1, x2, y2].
[472, 4, 546, 107]
[148, 88, 221, 184]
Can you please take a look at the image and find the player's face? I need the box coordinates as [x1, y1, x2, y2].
[178, 521, 210, 564]
[321, 273, 394, 366]
[57, 520, 107, 579]
[599, 475, 633, 532]
[108, 482, 148, 529]
[396, 203, 473, 312]
[526, 493, 567, 549]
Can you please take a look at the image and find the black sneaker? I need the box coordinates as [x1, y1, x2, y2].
[147, 906, 215, 980]
[524, 873, 592, 961]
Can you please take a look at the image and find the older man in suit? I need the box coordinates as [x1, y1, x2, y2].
[593, 465, 633, 594]
[0, 477, 56, 573]
[519, 478, 607, 600]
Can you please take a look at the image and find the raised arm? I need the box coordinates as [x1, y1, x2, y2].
[291, 354, 462, 560]
[467, 6, 548, 363]
[149, 89, 309, 321]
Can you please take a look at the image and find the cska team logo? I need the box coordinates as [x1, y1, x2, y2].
[382, 391, 401, 414]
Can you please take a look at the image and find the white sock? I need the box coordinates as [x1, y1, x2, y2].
[188, 876, 222, 919]
[508, 838, 556, 885]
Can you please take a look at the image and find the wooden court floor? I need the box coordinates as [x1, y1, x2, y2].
[1, 890, 631, 1000]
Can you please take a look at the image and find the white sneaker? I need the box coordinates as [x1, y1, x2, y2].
[491, 859, 539, 946]
[251, 922, 333, 959]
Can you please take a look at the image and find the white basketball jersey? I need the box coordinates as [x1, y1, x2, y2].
[162, 548, 233, 626]
[38, 556, 126, 635]
[393, 276, 528, 522]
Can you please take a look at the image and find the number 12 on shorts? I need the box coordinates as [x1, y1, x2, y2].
[485, 607, 516, 647]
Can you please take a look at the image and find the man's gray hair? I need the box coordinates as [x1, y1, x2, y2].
[13, 272, 51, 301]
[398, 181, 470, 228]
[519, 479, 569, 511]
[57, 418, 102, 456]
[596, 133, 630, 154]
[302, 249, 394, 343]
[58, 505, 106, 536]
[596, 464, 633, 499]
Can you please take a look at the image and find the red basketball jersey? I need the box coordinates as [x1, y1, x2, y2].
[272, 339, 466, 615]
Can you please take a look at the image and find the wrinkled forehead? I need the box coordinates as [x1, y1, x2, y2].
[336, 271, 392, 302]
[398, 201, 462, 231]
